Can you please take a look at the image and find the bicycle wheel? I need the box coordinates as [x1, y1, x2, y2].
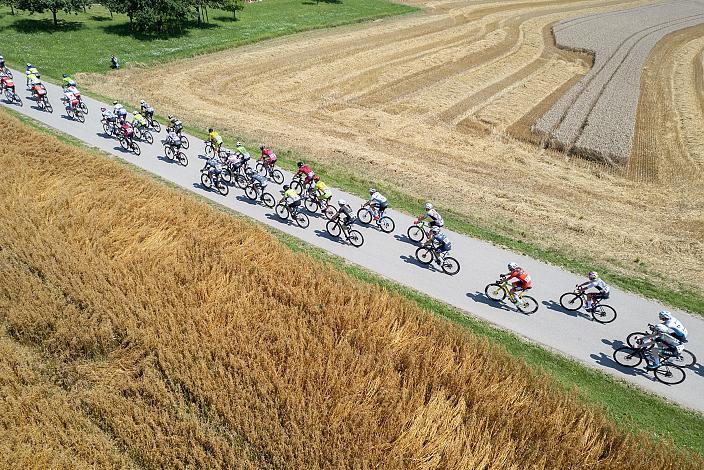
[271, 169, 284, 184]
[407, 225, 425, 242]
[143, 129, 153, 145]
[255, 161, 265, 173]
[79, 101, 88, 114]
[164, 146, 174, 159]
[261, 192, 276, 208]
[244, 185, 258, 200]
[176, 152, 188, 166]
[591, 304, 617, 324]
[324, 205, 337, 220]
[613, 347, 643, 368]
[626, 332, 647, 349]
[295, 211, 310, 228]
[290, 179, 302, 193]
[670, 350, 696, 368]
[201, 173, 212, 189]
[151, 120, 161, 132]
[559, 292, 583, 311]
[276, 204, 289, 219]
[517, 295, 538, 314]
[414, 246, 433, 265]
[119, 137, 129, 150]
[204, 142, 213, 155]
[441, 256, 460, 275]
[76, 111, 85, 123]
[348, 229, 364, 247]
[379, 216, 395, 233]
[234, 174, 249, 189]
[220, 169, 233, 185]
[180, 135, 190, 149]
[103, 121, 113, 135]
[357, 208, 372, 224]
[304, 197, 319, 213]
[216, 181, 229, 196]
[484, 283, 506, 301]
[16, 95, 23, 107]
[131, 141, 141, 156]
[4, 89, 13, 101]
[326, 220, 341, 237]
[654, 364, 686, 385]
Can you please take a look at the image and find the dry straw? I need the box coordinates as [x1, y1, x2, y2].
[0, 112, 698, 468]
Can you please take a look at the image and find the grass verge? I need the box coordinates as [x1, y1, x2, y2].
[5, 106, 703, 456]
[0, 1, 416, 79]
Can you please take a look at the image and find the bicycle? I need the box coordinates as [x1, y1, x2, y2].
[357, 203, 395, 233]
[164, 143, 188, 166]
[221, 154, 251, 188]
[35, 92, 52, 113]
[289, 174, 308, 193]
[326, 218, 364, 247]
[146, 115, 161, 132]
[4, 87, 22, 106]
[275, 202, 310, 228]
[559, 288, 617, 323]
[407, 220, 432, 243]
[415, 242, 460, 275]
[626, 324, 696, 367]
[255, 159, 285, 184]
[65, 106, 85, 123]
[303, 192, 337, 219]
[133, 124, 154, 145]
[485, 277, 538, 313]
[244, 182, 276, 208]
[204, 141, 227, 159]
[118, 134, 141, 155]
[102, 118, 119, 137]
[613, 338, 686, 385]
[200, 169, 229, 196]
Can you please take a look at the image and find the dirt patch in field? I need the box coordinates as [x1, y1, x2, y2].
[82, 0, 703, 292]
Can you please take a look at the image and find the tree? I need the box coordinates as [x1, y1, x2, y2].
[15, 0, 88, 25]
[219, 0, 242, 20]
[1, 0, 17, 15]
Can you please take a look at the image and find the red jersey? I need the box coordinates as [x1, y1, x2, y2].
[297, 164, 313, 176]
[508, 269, 532, 288]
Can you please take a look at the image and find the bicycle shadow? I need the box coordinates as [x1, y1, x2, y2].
[156, 155, 181, 165]
[113, 145, 133, 155]
[399, 254, 439, 273]
[542, 299, 591, 320]
[235, 194, 259, 207]
[689, 362, 704, 378]
[465, 291, 513, 312]
[96, 131, 114, 139]
[601, 338, 627, 350]
[264, 212, 294, 227]
[314, 229, 346, 246]
[394, 234, 419, 246]
[590, 351, 645, 378]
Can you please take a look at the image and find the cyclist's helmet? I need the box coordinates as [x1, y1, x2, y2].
[297, 161, 304, 168]
[0, 56, 4, 60]
[283, 185, 290, 191]
[430, 226, 441, 234]
[338, 199, 347, 206]
[260, 145, 265, 150]
[368, 188, 376, 195]
[26, 63, 31, 68]
[313, 175, 320, 182]
[167, 115, 173, 120]
[507, 262, 519, 271]
[140, 99, 145, 105]
[113, 100, 118, 105]
[659, 310, 672, 321]
[62, 73, 68, 78]
[236, 141, 242, 147]
[208, 128, 213, 133]
[425, 202, 433, 210]
[588, 271, 598, 280]
[100, 107, 106, 112]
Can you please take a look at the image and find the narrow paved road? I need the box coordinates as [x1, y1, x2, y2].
[2, 71, 703, 413]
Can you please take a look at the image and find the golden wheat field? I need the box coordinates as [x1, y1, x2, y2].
[0, 111, 700, 468]
[81, 0, 704, 294]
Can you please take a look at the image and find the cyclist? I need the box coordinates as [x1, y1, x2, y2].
[0, 70, 13, 94]
[501, 262, 532, 306]
[61, 73, 76, 89]
[26, 71, 41, 89]
[331, 199, 355, 227]
[113, 101, 128, 122]
[366, 188, 388, 220]
[295, 161, 316, 189]
[0, 56, 5, 70]
[280, 185, 302, 214]
[168, 115, 184, 135]
[247, 167, 269, 193]
[139, 100, 154, 121]
[260, 145, 277, 168]
[416, 202, 444, 229]
[426, 226, 452, 255]
[207, 128, 223, 155]
[313, 176, 333, 203]
[62, 89, 79, 113]
[132, 110, 148, 130]
[201, 155, 223, 185]
[120, 120, 135, 144]
[25, 63, 39, 86]
[30, 80, 47, 100]
[165, 127, 182, 148]
[236, 141, 251, 159]
[575, 271, 610, 312]
[646, 311, 689, 369]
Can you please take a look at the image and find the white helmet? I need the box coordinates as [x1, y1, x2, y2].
[658, 310, 672, 321]
[140, 99, 145, 105]
[425, 202, 433, 210]
[507, 262, 519, 271]
[236, 141, 241, 146]
[368, 188, 376, 195]
[588, 271, 598, 280]
[338, 199, 347, 206]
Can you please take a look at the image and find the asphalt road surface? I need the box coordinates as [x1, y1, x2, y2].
[2, 70, 702, 413]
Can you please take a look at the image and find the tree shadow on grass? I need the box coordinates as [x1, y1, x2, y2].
[302, 0, 342, 5]
[212, 15, 240, 22]
[101, 20, 217, 40]
[7, 18, 84, 33]
[89, 15, 112, 22]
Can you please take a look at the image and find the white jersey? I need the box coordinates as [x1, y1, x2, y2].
[584, 278, 609, 294]
[370, 192, 387, 205]
[426, 209, 444, 226]
[663, 317, 688, 340]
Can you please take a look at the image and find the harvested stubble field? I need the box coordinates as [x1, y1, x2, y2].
[0, 110, 701, 468]
[82, 0, 704, 302]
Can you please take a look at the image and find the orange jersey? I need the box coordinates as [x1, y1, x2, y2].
[509, 269, 532, 288]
